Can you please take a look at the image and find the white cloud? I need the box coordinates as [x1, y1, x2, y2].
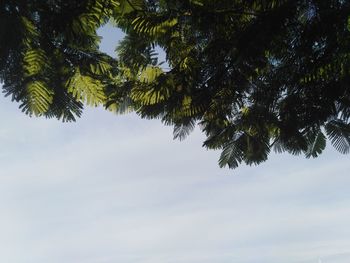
[0, 97, 349, 263]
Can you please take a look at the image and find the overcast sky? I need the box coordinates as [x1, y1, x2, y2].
[0, 24, 349, 263]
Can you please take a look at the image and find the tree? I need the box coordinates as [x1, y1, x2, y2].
[1, 0, 350, 168]
[0, 0, 120, 121]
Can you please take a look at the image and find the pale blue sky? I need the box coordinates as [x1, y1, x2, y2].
[0, 24, 349, 263]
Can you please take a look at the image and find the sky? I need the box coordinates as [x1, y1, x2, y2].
[0, 24, 350, 263]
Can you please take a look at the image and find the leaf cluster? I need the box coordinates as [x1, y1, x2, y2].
[1, 0, 350, 168]
[0, 0, 120, 121]
[111, 0, 350, 168]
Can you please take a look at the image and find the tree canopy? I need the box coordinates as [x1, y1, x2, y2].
[1, 0, 350, 168]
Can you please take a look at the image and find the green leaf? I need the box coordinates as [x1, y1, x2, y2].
[23, 48, 49, 76]
[325, 120, 350, 154]
[139, 66, 163, 83]
[219, 138, 244, 168]
[305, 130, 326, 158]
[132, 16, 177, 37]
[25, 81, 54, 116]
[66, 69, 106, 106]
[130, 86, 169, 105]
[173, 119, 196, 141]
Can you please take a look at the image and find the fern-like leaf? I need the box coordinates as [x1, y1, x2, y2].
[139, 65, 163, 83]
[173, 119, 196, 141]
[305, 130, 326, 158]
[66, 69, 106, 106]
[219, 138, 244, 169]
[23, 48, 49, 76]
[23, 81, 54, 116]
[325, 120, 350, 154]
[131, 86, 169, 105]
[131, 16, 177, 37]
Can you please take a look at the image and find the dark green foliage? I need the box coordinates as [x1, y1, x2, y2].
[1, 0, 350, 168]
[0, 0, 120, 121]
[112, 0, 350, 168]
